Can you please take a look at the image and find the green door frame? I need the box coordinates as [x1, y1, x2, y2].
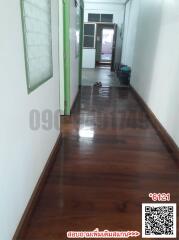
[63, 0, 71, 115]
[79, 0, 84, 86]
[63, 0, 84, 115]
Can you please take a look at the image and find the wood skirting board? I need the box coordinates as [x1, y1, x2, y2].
[13, 133, 63, 240]
[131, 85, 179, 164]
[70, 88, 80, 114]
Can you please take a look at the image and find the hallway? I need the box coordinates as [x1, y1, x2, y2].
[22, 87, 179, 239]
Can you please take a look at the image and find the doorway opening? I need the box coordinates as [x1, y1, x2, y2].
[101, 28, 114, 62]
[95, 23, 117, 70]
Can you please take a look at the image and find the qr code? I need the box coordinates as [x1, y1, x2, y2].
[142, 204, 177, 238]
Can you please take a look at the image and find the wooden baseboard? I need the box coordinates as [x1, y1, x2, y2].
[130, 85, 179, 164]
[70, 88, 80, 114]
[13, 134, 63, 239]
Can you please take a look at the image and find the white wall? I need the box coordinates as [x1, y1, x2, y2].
[70, 0, 80, 108]
[125, 0, 179, 147]
[83, 0, 125, 68]
[0, 0, 60, 239]
[121, 0, 139, 67]
[83, 49, 96, 68]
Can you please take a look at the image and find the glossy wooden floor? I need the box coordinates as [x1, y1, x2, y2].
[22, 87, 179, 240]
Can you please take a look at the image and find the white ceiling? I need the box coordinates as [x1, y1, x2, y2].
[84, 0, 128, 4]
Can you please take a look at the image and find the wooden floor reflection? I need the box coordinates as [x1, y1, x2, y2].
[23, 87, 179, 240]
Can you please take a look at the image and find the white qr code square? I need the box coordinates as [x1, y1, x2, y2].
[142, 203, 177, 238]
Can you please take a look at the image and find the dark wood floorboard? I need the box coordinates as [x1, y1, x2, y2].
[22, 87, 179, 240]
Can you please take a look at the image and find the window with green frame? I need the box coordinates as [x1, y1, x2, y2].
[21, 0, 53, 93]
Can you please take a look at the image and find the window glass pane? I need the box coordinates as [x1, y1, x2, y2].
[21, 0, 53, 93]
[84, 24, 95, 36]
[88, 13, 100, 22]
[84, 36, 94, 48]
[101, 14, 113, 23]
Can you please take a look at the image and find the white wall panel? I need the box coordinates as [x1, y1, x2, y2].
[0, 1, 60, 239]
[83, 48, 96, 68]
[125, 0, 179, 147]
